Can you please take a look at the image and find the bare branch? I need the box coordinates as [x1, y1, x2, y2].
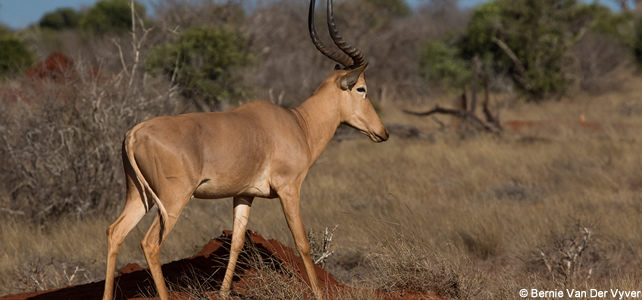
[470, 55, 479, 113]
[404, 105, 501, 134]
[128, 0, 153, 88]
[491, 36, 533, 91]
[482, 76, 502, 130]
[403, 105, 466, 118]
[111, 39, 130, 77]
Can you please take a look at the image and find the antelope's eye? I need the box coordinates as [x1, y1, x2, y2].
[356, 87, 366, 94]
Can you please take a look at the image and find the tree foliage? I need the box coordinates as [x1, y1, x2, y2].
[634, 17, 642, 66]
[79, 0, 145, 35]
[419, 40, 470, 90]
[39, 8, 81, 30]
[420, 0, 634, 99]
[0, 29, 34, 77]
[147, 26, 252, 111]
[459, 0, 590, 98]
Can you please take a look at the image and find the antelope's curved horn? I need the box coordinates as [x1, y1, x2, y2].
[327, 0, 367, 68]
[309, 0, 353, 68]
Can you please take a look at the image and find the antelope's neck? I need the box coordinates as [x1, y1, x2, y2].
[291, 93, 341, 163]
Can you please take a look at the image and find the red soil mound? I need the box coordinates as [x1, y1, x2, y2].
[0, 231, 441, 300]
[26, 53, 75, 82]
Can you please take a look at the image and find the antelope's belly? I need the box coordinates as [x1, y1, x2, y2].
[193, 177, 273, 199]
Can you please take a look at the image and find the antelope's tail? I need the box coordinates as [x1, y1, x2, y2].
[124, 129, 168, 244]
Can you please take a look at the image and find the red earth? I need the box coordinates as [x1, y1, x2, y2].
[26, 53, 76, 82]
[0, 231, 442, 300]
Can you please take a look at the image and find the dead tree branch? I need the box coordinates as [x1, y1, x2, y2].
[491, 36, 533, 91]
[404, 59, 502, 136]
[128, 0, 152, 89]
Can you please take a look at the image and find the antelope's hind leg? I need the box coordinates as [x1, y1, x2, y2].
[140, 185, 194, 300]
[220, 196, 254, 299]
[103, 175, 147, 300]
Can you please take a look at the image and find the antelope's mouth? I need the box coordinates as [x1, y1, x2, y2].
[362, 129, 389, 143]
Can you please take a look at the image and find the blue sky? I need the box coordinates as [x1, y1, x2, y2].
[0, 0, 627, 30]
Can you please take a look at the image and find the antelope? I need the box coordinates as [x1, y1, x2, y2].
[102, 0, 388, 299]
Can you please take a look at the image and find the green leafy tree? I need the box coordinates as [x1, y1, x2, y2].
[634, 17, 642, 66]
[147, 26, 252, 111]
[458, 0, 636, 99]
[583, 5, 634, 41]
[457, 0, 590, 98]
[39, 7, 81, 30]
[419, 40, 471, 90]
[79, 0, 145, 35]
[0, 28, 34, 77]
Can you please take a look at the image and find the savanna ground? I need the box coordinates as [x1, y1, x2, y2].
[1, 0, 642, 299]
[2, 72, 641, 298]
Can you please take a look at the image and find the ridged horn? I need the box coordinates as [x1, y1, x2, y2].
[327, 0, 367, 68]
[309, 0, 353, 68]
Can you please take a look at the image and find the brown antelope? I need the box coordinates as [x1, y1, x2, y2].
[102, 0, 388, 299]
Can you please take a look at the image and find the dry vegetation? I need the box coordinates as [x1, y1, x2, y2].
[1, 0, 641, 299]
[2, 84, 641, 297]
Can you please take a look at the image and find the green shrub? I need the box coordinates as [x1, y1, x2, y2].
[458, 0, 587, 98]
[0, 24, 11, 36]
[419, 40, 470, 90]
[451, 0, 632, 99]
[79, 0, 145, 35]
[0, 30, 34, 77]
[147, 26, 252, 111]
[583, 5, 634, 41]
[39, 8, 81, 30]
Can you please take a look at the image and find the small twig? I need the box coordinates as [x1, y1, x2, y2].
[64, 265, 82, 284]
[314, 251, 334, 265]
[170, 52, 181, 85]
[31, 275, 44, 291]
[128, 0, 152, 88]
[0, 207, 25, 216]
[539, 249, 553, 274]
[111, 39, 130, 77]
[314, 225, 338, 266]
[431, 117, 446, 130]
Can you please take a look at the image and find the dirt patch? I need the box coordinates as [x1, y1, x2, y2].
[0, 231, 441, 300]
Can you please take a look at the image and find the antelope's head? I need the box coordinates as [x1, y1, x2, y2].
[309, 0, 389, 143]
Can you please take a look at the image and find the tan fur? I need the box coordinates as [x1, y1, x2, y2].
[102, 70, 388, 300]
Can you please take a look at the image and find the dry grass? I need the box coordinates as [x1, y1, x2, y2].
[1, 2, 641, 295]
[2, 72, 641, 298]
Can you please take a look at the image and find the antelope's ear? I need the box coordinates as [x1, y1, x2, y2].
[338, 65, 367, 91]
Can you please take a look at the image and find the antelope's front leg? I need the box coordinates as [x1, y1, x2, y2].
[278, 186, 323, 300]
[220, 196, 253, 299]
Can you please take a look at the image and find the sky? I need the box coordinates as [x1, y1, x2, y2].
[0, 0, 628, 30]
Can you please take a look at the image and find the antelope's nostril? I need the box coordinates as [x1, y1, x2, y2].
[374, 129, 389, 142]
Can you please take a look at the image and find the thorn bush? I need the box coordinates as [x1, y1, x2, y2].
[146, 26, 252, 111]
